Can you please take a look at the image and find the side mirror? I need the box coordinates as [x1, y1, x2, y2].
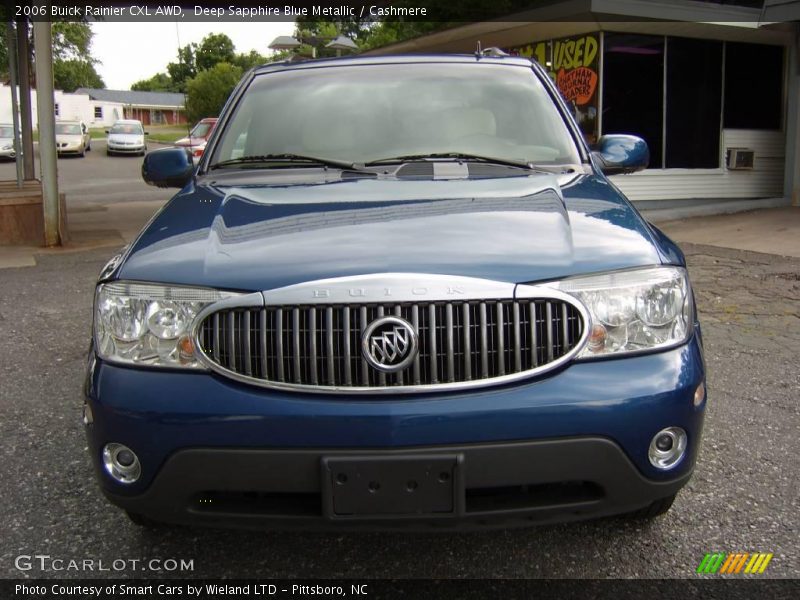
[592, 135, 649, 175]
[144, 131, 150, 135]
[105, 130, 110, 134]
[142, 147, 194, 188]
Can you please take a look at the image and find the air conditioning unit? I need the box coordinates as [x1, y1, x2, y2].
[726, 148, 755, 170]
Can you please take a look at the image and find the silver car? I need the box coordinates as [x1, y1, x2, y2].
[106, 120, 147, 156]
[0, 124, 17, 160]
[56, 120, 91, 157]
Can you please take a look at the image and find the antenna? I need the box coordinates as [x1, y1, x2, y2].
[175, 22, 191, 140]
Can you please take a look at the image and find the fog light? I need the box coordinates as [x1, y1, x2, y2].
[648, 427, 687, 470]
[694, 381, 706, 407]
[102, 443, 141, 484]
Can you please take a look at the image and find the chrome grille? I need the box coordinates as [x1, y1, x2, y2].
[197, 299, 584, 392]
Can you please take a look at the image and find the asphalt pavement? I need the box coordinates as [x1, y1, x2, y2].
[0, 153, 798, 580]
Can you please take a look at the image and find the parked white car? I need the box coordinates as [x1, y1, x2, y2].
[106, 119, 147, 156]
[56, 120, 91, 157]
[0, 124, 17, 160]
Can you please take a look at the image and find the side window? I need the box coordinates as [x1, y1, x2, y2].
[94, 106, 103, 119]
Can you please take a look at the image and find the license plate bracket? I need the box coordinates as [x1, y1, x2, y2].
[322, 454, 463, 519]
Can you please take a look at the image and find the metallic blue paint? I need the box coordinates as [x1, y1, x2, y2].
[113, 172, 669, 291]
[87, 55, 707, 522]
[85, 334, 705, 496]
[592, 135, 650, 175]
[141, 147, 194, 189]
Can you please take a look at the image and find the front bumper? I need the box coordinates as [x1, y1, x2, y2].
[85, 335, 706, 528]
[107, 144, 144, 153]
[57, 143, 83, 154]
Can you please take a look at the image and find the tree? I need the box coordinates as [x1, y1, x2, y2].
[232, 49, 269, 71]
[185, 62, 242, 123]
[131, 72, 175, 92]
[54, 59, 104, 92]
[166, 44, 197, 93]
[195, 33, 235, 71]
[0, 20, 105, 90]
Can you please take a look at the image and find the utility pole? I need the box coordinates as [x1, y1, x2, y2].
[5, 22, 23, 187]
[33, 19, 61, 246]
[16, 17, 34, 180]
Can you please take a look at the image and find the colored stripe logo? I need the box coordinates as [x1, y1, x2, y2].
[697, 552, 773, 574]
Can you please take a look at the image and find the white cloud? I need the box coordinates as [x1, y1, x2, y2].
[91, 21, 295, 90]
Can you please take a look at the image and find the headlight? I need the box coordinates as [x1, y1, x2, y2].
[94, 281, 239, 368]
[544, 266, 692, 357]
[2, 144, 12, 150]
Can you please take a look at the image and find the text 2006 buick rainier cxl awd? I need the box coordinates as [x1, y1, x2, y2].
[84, 53, 706, 530]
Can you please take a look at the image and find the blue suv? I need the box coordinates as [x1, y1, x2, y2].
[85, 54, 706, 529]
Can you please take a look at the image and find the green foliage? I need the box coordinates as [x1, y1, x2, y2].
[54, 59, 104, 92]
[166, 44, 197, 93]
[131, 72, 175, 92]
[232, 49, 269, 71]
[195, 33, 235, 71]
[0, 21, 104, 90]
[185, 62, 242, 123]
[51, 22, 94, 60]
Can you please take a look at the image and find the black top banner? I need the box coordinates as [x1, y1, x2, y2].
[5, 0, 799, 22]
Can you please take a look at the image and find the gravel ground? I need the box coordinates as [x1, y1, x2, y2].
[0, 242, 797, 580]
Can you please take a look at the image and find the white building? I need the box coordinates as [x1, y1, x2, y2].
[0, 86, 186, 129]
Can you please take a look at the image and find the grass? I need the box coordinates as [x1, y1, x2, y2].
[144, 126, 191, 143]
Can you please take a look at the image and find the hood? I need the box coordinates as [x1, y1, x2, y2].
[174, 136, 204, 147]
[117, 172, 664, 291]
[108, 133, 143, 143]
[56, 134, 83, 142]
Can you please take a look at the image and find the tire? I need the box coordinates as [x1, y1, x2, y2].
[627, 494, 677, 519]
[106, 149, 112, 156]
[87, 142, 91, 152]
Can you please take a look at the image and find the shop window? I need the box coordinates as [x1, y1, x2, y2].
[724, 42, 783, 130]
[602, 33, 664, 168]
[94, 106, 103, 119]
[666, 37, 722, 168]
[510, 35, 600, 143]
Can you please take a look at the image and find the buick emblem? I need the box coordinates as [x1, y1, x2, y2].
[362, 316, 418, 373]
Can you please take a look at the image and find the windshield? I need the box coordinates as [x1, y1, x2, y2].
[190, 122, 213, 138]
[210, 63, 581, 168]
[110, 123, 143, 135]
[56, 123, 82, 135]
[0, 126, 13, 138]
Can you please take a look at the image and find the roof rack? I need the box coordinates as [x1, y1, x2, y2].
[475, 42, 509, 58]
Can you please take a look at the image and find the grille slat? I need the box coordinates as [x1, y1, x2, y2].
[342, 307, 352, 385]
[308, 308, 318, 385]
[445, 303, 455, 383]
[243, 310, 252, 376]
[428, 304, 438, 384]
[275, 308, 285, 382]
[200, 298, 584, 391]
[462, 303, 472, 381]
[376, 306, 387, 386]
[292, 308, 301, 384]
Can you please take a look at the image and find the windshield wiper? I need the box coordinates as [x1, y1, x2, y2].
[364, 152, 543, 171]
[208, 153, 361, 171]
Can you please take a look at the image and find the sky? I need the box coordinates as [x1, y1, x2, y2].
[91, 22, 295, 90]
